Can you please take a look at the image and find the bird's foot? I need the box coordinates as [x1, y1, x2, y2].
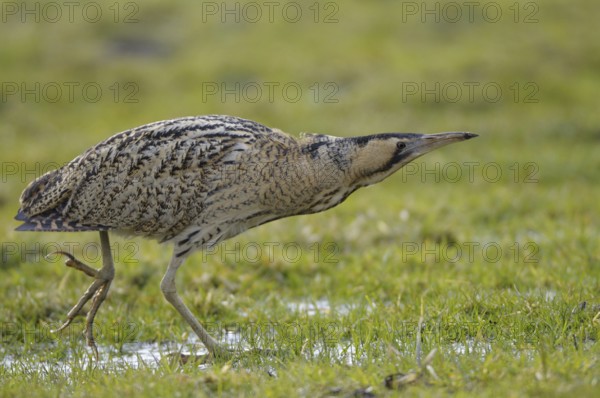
[48, 251, 114, 359]
[53, 251, 98, 277]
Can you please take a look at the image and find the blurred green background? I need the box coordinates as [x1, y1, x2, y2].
[1, 0, 598, 219]
[2, 0, 598, 268]
[0, 0, 599, 395]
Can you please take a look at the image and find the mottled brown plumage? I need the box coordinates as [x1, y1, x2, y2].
[16, 115, 476, 358]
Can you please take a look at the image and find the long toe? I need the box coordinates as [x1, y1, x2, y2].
[49, 251, 99, 278]
[83, 280, 113, 357]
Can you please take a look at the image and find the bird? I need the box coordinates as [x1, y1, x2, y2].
[15, 114, 477, 359]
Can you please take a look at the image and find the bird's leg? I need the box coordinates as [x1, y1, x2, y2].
[160, 253, 231, 360]
[51, 231, 115, 359]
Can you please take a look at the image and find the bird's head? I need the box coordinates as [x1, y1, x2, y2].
[347, 132, 478, 187]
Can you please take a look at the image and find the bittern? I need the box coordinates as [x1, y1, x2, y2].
[15, 115, 477, 358]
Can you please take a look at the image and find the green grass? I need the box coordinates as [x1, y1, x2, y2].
[1, 0, 599, 396]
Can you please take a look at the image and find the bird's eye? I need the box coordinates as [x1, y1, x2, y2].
[397, 142, 407, 151]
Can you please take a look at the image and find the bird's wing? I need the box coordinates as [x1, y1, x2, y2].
[15, 115, 274, 235]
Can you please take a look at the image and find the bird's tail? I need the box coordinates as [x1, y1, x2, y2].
[14, 208, 109, 232]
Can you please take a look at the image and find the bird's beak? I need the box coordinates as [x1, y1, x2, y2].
[407, 132, 478, 157]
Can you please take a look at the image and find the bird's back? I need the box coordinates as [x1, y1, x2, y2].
[16, 115, 295, 241]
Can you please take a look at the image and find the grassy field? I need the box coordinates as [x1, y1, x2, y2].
[1, 0, 599, 396]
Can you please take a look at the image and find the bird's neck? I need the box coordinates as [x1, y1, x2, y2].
[291, 137, 362, 214]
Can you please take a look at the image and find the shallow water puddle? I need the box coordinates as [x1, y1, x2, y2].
[1, 299, 530, 374]
[1, 336, 506, 376]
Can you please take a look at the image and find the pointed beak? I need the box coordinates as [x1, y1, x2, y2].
[408, 132, 478, 156]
